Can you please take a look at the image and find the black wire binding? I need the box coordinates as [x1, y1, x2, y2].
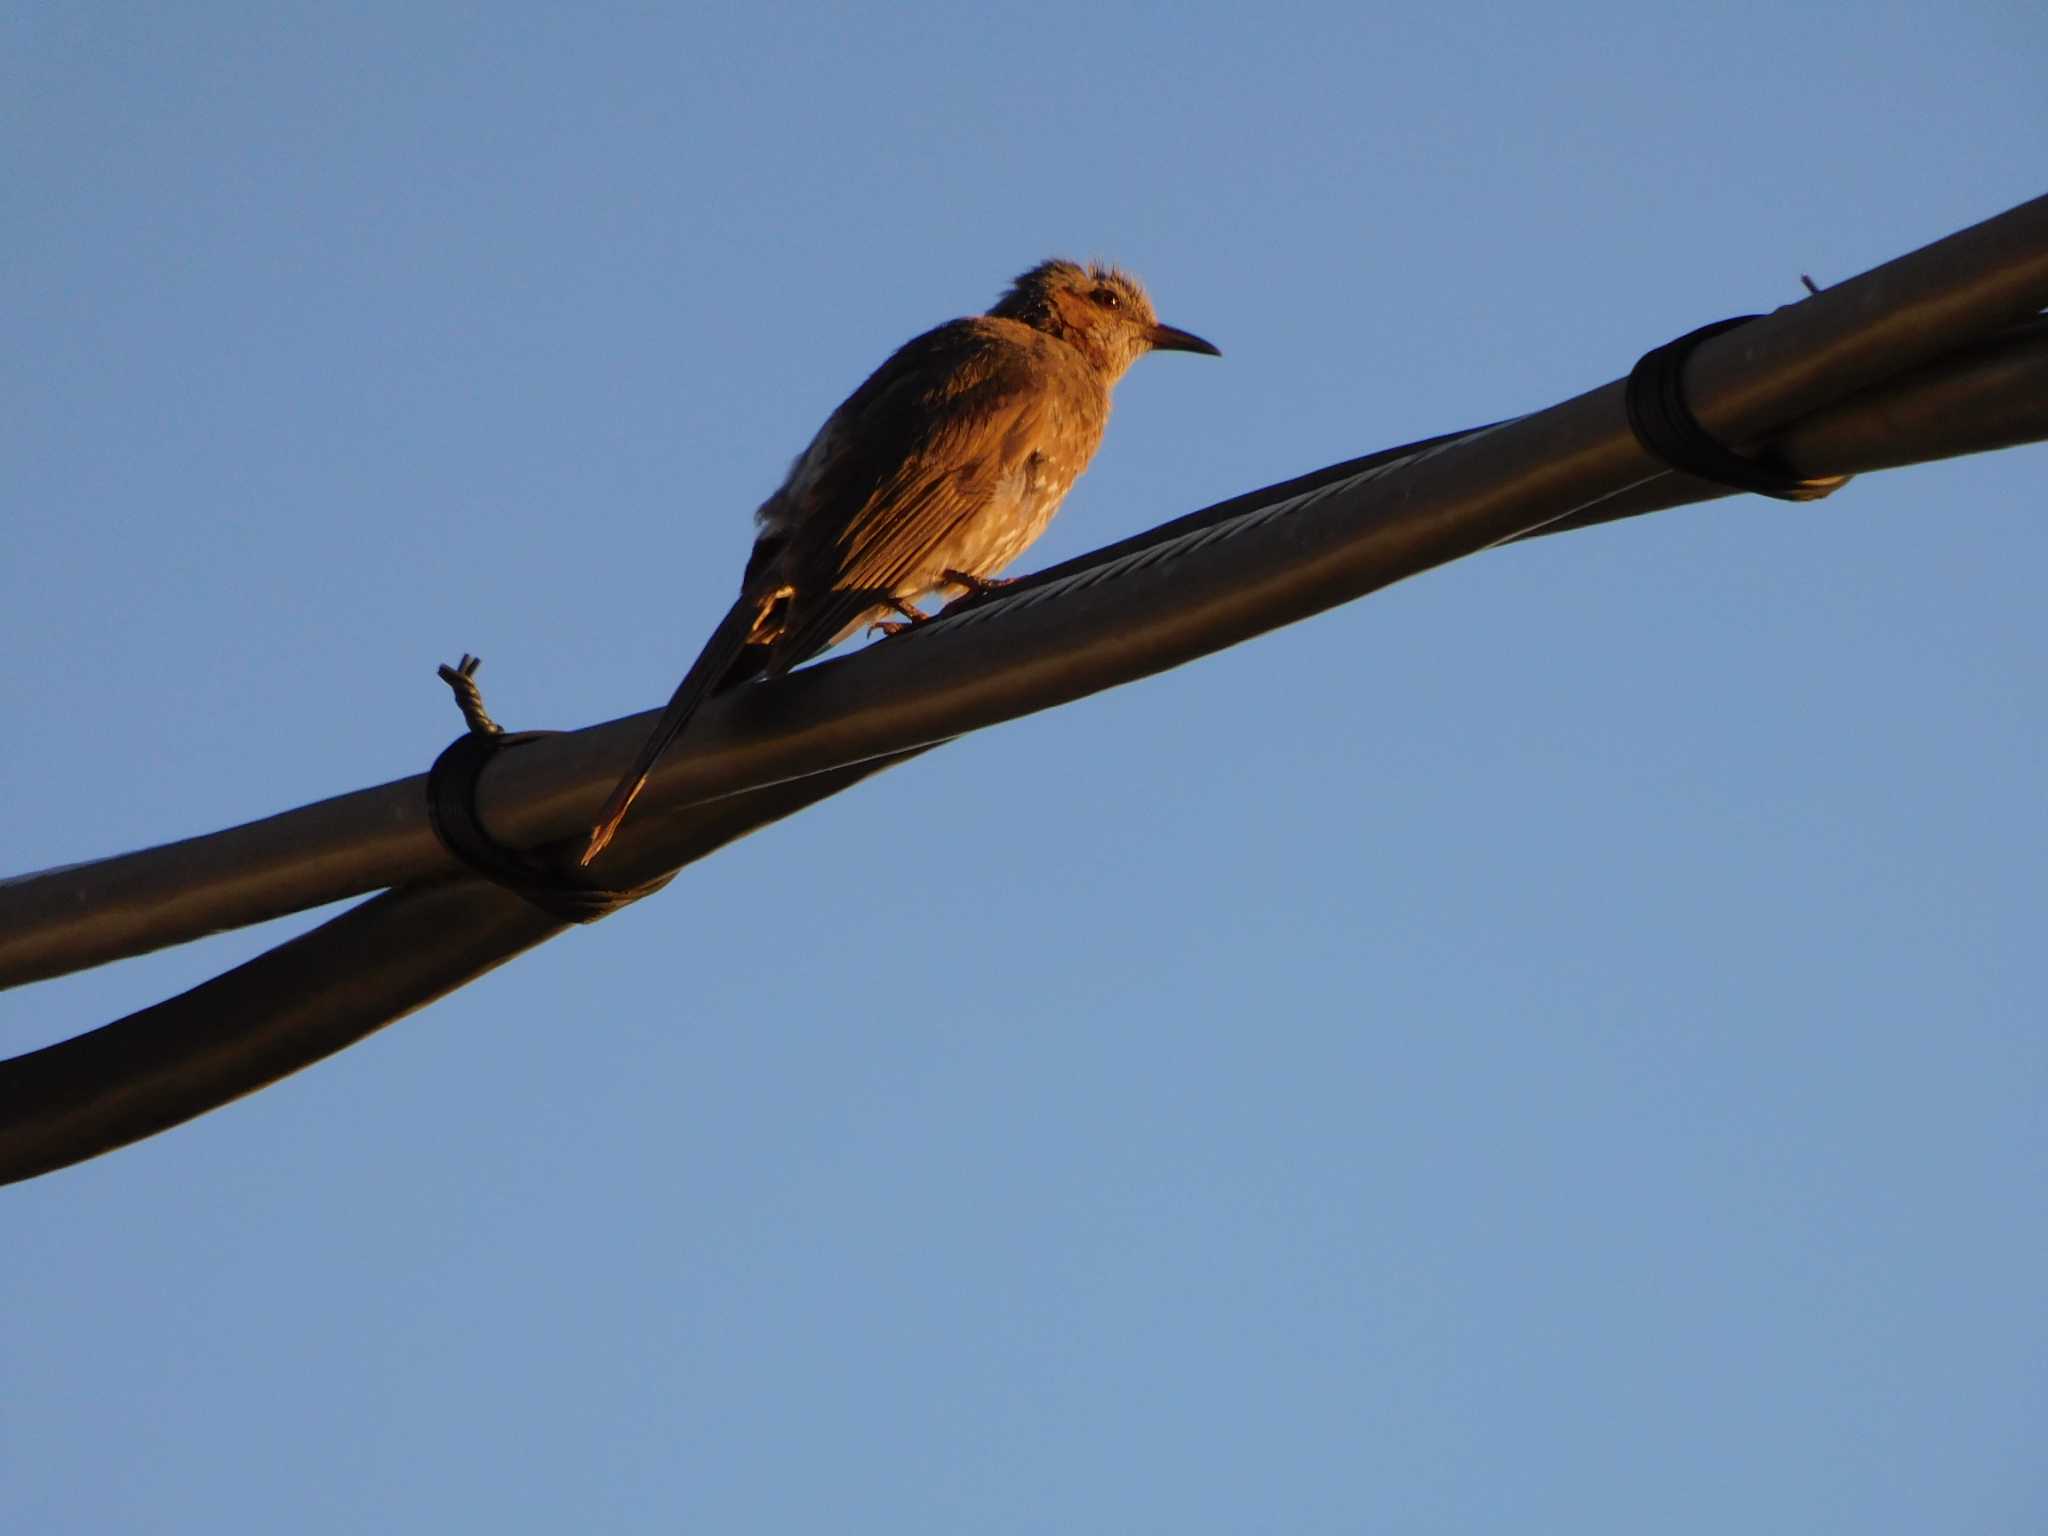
[1626, 317, 1848, 502]
[427, 657, 663, 922]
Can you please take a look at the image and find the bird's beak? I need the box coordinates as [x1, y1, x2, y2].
[1147, 322, 1222, 357]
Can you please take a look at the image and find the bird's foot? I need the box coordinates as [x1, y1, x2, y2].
[866, 596, 931, 639]
[940, 569, 1018, 601]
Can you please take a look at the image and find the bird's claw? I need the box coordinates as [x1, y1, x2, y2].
[867, 596, 931, 640]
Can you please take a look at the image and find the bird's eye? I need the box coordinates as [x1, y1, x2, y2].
[1090, 286, 1122, 310]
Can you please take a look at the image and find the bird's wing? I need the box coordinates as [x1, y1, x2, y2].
[763, 320, 1060, 665]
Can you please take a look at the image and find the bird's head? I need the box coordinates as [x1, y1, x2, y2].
[990, 259, 1220, 381]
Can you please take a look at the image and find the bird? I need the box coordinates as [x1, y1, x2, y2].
[579, 258, 1220, 865]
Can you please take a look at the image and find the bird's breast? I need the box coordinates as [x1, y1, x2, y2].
[929, 449, 1078, 584]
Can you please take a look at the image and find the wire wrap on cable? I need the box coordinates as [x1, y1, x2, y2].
[1626, 317, 1849, 502]
[427, 659, 664, 922]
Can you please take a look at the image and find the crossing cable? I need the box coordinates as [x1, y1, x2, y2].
[4, 196, 2047, 1182]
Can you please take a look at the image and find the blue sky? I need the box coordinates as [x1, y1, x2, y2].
[4, 4, 2044, 1531]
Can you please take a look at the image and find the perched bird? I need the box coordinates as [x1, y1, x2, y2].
[580, 258, 1220, 864]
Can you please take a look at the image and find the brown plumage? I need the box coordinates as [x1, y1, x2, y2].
[580, 258, 1219, 864]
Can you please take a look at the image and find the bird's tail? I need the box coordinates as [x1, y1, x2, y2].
[580, 596, 764, 866]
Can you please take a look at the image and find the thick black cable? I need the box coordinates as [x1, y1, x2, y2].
[6, 301, 2044, 994]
